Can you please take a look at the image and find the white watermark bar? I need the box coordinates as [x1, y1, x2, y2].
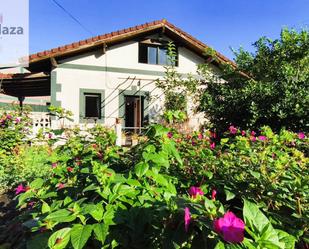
[0, 0, 29, 68]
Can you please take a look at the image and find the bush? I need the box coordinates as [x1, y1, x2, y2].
[0, 145, 53, 192]
[198, 28, 309, 133]
[169, 126, 308, 244]
[4, 125, 299, 249]
[0, 110, 31, 157]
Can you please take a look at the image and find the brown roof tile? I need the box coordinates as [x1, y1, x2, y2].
[27, 19, 234, 66]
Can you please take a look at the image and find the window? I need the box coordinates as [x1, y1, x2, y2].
[139, 43, 178, 66]
[79, 89, 105, 123]
[85, 93, 101, 118]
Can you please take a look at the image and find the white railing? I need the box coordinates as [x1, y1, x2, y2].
[31, 112, 51, 134]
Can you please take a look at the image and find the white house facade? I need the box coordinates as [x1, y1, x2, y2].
[0, 19, 233, 132]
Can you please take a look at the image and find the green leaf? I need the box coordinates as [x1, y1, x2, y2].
[277, 230, 296, 249]
[18, 190, 35, 206]
[42, 202, 51, 214]
[243, 200, 269, 234]
[70, 224, 93, 249]
[90, 203, 104, 222]
[224, 189, 236, 201]
[45, 209, 76, 223]
[134, 162, 149, 178]
[48, 227, 71, 249]
[30, 178, 44, 189]
[93, 223, 109, 244]
[214, 241, 225, 249]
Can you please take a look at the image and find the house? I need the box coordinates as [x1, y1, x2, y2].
[0, 19, 233, 132]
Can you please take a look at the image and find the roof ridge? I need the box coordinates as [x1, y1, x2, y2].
[28, 19, 235, 66]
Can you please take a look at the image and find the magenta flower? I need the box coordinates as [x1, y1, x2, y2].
[298, 132, 305, 139]
[15, 184, 29, 195]
[241, 130, 246, 136]
[167, 132, 173, 139]
[198, 133, 203, 139]
[15, 118, 21, 124]
[251, 131, 256, 136]
[213, 211, 245, 243]
[258, 135, 267, 141]
[6, 114, 12, 120]
[191, 140, 196, 146]
[188, 186, 204, 198]
[229, 126, 237, 134]
[210, 142, 216, 150]
[184, 207, 191, 232]
[57, 183, 65, 190]
[51, 162, 57, 168]
[212, 189, 217, 200]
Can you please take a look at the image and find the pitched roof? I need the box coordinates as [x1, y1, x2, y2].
[28, 19, 234, 66]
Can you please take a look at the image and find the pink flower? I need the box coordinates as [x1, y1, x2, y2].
[167, 132, 173, 139]
[298, 132, 305, 139]
[211, 132, 217, 139]
[258, 135, 267, 141]
[15, 184, 29, 195]
[6, 114, 12, 120]
[52, 162, 57, 168]
[213, 211, 245, 243]
[250, 136, 256, 142]
[15, 118, 21, 124]
[97, 152, 103, 160]
[241, 130, 246, 136]
[210, 142, 216, 150]
[198, 133, 203, 139]
[184, 207, 191, 232]
[212, 189, 217, 200]
[28, 201, 35, 208]
[188, 186, 204, 198]
[67, 167, 73, 172]
[48, 133, 52, 139]
[251, 131, 256, 136]
[229, 126, 237, 134]
[57, 183, 65, 190]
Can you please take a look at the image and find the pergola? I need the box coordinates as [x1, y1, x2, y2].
[0, 72, 50, 107]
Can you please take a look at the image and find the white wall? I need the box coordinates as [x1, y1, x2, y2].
[53, 36, 212, 129]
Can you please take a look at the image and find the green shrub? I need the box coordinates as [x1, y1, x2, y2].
[0, 145, 53, 192]
[198, 28, 309, 133]
[0, 110, 31, 157]
[169, 126, 308, 244]
[8, 125, 296, 249]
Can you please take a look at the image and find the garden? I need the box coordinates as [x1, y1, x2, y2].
[0, 28, 308, 249]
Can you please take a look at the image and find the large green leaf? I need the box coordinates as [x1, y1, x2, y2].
[93, 223, 109, 244]
[135, 162, 149, 178]
[243, 200, 269, 233]
[90, 203, 104, 222]
[48, 227, 71, 249]
[30, 178, 44, 189]
[45, 209, 76, 223]
[70, 224, 93, 249]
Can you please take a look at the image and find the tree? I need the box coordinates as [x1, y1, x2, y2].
[198, 28, 309, 133]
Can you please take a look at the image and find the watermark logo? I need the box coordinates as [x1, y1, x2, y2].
[0, 0, 29, 68]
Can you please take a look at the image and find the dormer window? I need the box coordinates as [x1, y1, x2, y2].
[138, 40, 178, 66]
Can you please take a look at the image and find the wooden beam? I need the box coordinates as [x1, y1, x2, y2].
[50, 57, 58, 68]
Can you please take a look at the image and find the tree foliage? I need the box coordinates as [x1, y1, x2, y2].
[198, 28, 309, 132]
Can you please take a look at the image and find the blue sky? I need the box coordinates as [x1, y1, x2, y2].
[30, 0, 309, 60]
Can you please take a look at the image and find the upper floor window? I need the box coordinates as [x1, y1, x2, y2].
[138, 43, 178, 66]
